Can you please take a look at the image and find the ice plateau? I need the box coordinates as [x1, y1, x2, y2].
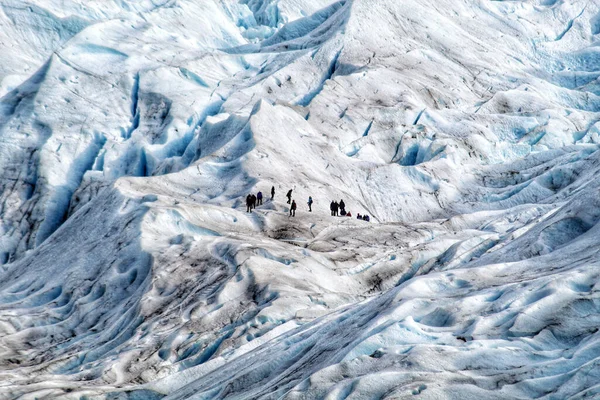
[2, 0, 600, 399]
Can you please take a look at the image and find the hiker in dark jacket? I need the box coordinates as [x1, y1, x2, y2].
[271, 186, 275, 200]
[330, 201, 335, 216]
[286, 189, 293, 204]
[333, 201, 339, 216]
[290, 200, 297, 217]
[257, 191, 263, 206]
[251, 194, 257, 210]
[339, 199, 346, 214]
[246, 194, 253, 213]
[308, 196, 313, 212]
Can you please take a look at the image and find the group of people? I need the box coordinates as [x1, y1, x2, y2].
[356, 213, 371, 221]
[245, 186, 370, 221]
[246, 187, 275, 212]
[330, 200, 346, 216]
[245, 193, 259, 212]
[328, 199, 370, 220]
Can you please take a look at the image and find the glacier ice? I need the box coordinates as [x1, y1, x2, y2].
[2, 0, 600, 398]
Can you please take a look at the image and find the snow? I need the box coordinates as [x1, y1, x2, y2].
[2, 0, 600, 398]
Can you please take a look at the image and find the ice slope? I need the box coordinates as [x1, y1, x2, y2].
[2, 0, 600, 398]
[156, 146, 600, 400]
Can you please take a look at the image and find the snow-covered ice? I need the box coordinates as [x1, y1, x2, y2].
[2, 0, 600, 398]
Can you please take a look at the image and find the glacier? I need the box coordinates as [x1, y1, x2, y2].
[2, 0, 600, 398]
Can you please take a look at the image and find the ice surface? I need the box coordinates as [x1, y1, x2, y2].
[2, 0, 600, 398]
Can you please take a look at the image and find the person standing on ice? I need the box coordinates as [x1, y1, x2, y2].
[290, 200, 297, 217]
[257, 191, 263, 206]
[339, 199, 346, 214]
[286, 189, 293, 204]
[330, 201, 335, 216]
[271, 186, 275, 200]
[333, 201, 339, 216]
[246, 194, 253, 213]
[308, 196, 313, 212]
[251, 194, 257, 210]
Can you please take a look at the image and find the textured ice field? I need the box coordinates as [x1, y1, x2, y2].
[2, 0, 600, 398]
